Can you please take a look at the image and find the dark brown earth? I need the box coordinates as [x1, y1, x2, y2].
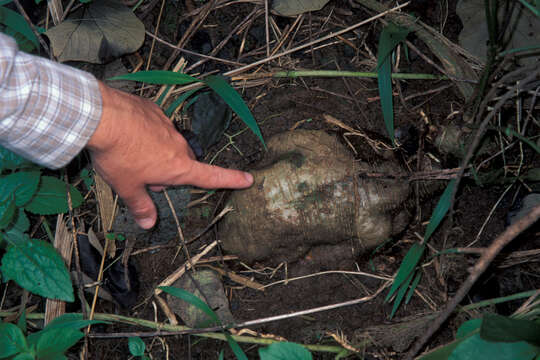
[4, 0, 539, 359]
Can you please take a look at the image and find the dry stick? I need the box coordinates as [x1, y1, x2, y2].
[406, 204, 540, 360]
[163, 189, 191, 264]
[145, 32, 245, 67]
[13, 0, 51, 57]
[171, 1, 410, 96]
[140, 0, 166, 96]
[264, 0, 270, 57]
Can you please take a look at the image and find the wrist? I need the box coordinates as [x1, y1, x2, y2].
[86, 81, 119, 153]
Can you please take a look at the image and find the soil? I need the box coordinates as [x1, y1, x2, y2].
[4, 0, 540, 359]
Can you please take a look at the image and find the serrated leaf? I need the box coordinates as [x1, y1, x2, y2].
[424, 179, 456, 241]
[259, 342, 313, 360]
[6, 208, 29, 233]
[449, 333, 538, 360]
[0, 5, 39, 49]
[386, 243, 425, 301]
[24, 176, 83, 215]
[1, 237, 74, 301]
[0, 322, 28, 358]
[481, 314, 540, 346]
[0, 171, 40, 206]
[0, 146, 32, 171]
[44, 0, 145, 63]
[128, 337, 145, 356]
[0, 195, 16, 229]
[110, 70, 200, 85]
[35, 328, 84, 359]
[203, 75, 266, 149]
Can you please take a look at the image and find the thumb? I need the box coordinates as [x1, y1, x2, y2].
[119, 186, 158, 229]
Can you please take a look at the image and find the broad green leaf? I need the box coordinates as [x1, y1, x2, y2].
[389, 270, 415, 318]
[43, 313, 106, 331]
[35, 328, 84, 359]
[456, 319, 482, 339]
[44, 0, 144, 63]
[7, 208, 30, 233]
[0, 322, 28, 358]
[128, 337, 145, 357]
[419, 338, 469, 360]
[203, 75, 266, 149]
[259, 342, 313, 360]
[0, 6, 39, 49]
[0, 171, 40, 206]
[0, 195, 16, 229]
[12, 353, 34, 360]
[481, 314, 540, 346]
[0, 146, 32, 171]
[24, 176, 83, 215]
[424, 179, 456, 241]
[386, 242, 425, 301]
[110, 70, 200, 85]
[159, 286, 219, 324]
[164, 89, 200, 117]
[1, 237, 74, 301]
[449, 333, 538, 360]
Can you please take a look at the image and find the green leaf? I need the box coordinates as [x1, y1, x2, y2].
[24, 176, 83, 215]
[1, 237, 74, 301]
[164, 89, 199, 117]
[0, 6, 39, 49]
[405, 270, 422, 304]
[449, 333, 538, 360]
[0, 322, 27, 358]
[12, 353, 34, 360]
[16, 309, 26, 335]
[0, 195, 16, 230]
[43, 313, 106, 331]
[481, 314, 540, 346]
[457, 319, 482, 339]
[7, 208, 30, 233]
[0, 171, 40, 206]
[424, 179, 456, 241]
[376, 23, 410, 145]
[110, 70, 200, 85]
[386, 242, 425, 301]
[203, 75, 266, 149]
[259, 342, 313, 360]
[128, 337, 145, 357]
[419, 338, 469, 360]
[389, 269, 415, 318]
[218, 349, 224, 360]
[0, 146, 32, 171]
[504, 127, 540, 154]
[35, 328, 84, 360]
[159, 286, 219, 324]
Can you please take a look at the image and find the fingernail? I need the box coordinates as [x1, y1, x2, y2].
[244, 172, 253, 184]
[137, 217, 155, 229]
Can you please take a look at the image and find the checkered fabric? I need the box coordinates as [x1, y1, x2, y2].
[0, 33, 102, 169]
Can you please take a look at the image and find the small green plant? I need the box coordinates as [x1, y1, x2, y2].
[0, 313, 106, 359]
[128, 337, 150, 360]
[111, 71, 266, 149]
[105, 232, 126, 242]
[0, 147, 84, 301]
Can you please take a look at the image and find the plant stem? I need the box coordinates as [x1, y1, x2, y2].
[0, 311, 350, 354]
[241, 70, 446, 80]
[460, 289, 540, 311]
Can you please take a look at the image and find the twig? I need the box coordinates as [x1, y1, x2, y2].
[406, 203, 540, 359]
[163, 189, 191, 264]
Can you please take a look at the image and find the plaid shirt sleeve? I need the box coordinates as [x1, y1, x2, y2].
[0, 33, 102, 169]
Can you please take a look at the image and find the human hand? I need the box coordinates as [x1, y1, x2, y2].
[86, 82, 253, 229]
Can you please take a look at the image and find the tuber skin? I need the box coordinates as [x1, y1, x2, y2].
[220, 130, 412, 265]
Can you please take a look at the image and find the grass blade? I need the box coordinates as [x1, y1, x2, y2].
[376, 23, 410, 145]
[504, 127, 540, 153]
[389, 270, 414, 319]
[203, 75, 266, 149]
[385, 242, 425, 301]
[405, 270, 422, 305]
[164, 89, 200, 117]
[424, 179, 456, 241]
[110, 70, 200, 85]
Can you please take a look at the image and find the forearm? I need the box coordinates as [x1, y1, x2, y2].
[0, 33, 102, 169]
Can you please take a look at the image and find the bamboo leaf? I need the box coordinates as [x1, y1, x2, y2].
[203, 75, 266, 148]
[405, 270, 422, 305]
[389, 270, 415, 318]
[164, 89, 200, 117]
[424, 179, 456, 241]
[386, 242, 425, 301]
[110, 70, 200, 85]
[0, 5, 39, 49]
